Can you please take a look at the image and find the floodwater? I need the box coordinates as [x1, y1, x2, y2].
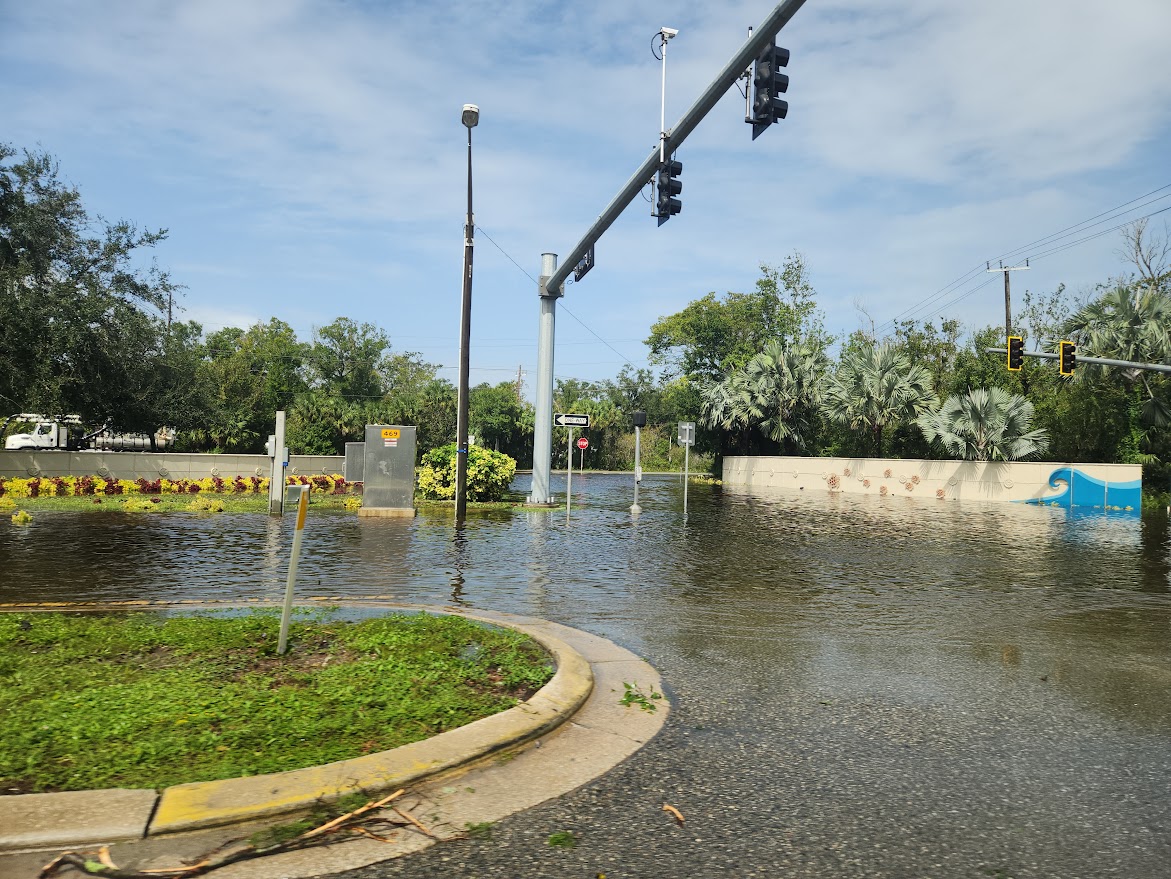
[4, 474, 1171, 875]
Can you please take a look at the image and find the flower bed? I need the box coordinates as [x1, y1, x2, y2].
[0, 474, 356, 499]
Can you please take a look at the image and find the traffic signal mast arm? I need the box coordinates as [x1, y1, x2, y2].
[541, 0, 809, 297]
[986, 346, 1171, 375]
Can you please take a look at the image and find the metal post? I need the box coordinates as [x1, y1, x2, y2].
[684, 440, 690, 515]
[455, 121, 475, 520]
[659, 33, 669, 165]
[529, 253, 558, 505]
[631, 425, 642, 514]
[566, 428, 573, 518]
[532, 2, 808, 500]
[542, 0, 809, 299]
[277, 485, 310, 655]
[268, 410, 285, 515]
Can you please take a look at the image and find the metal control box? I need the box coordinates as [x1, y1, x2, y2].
[359, 425, 416, 516]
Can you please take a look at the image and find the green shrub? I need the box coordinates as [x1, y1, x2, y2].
[417, 444, 517, 502]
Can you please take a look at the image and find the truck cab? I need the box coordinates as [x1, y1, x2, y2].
[3, 416, 79, 451]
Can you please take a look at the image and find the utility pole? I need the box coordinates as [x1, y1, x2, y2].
[987, 259, 1029, 333]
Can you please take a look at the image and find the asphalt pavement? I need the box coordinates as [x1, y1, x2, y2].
[334, 630, 1171, 879]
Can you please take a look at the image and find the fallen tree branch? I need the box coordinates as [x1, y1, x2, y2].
[39, 788, 410, 878]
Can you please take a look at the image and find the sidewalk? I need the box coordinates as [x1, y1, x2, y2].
[0, 605, 668, 878]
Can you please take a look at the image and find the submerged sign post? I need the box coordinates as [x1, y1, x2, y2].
[679, 421, 695, 513]
[556, 414, 589, 518]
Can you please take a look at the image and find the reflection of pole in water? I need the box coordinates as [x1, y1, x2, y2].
[264, 515, 284, 598]
[450, 520, 470, 605]
[525, 508, 553, 617]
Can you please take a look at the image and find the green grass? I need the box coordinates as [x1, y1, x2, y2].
[0, 611, 554, 793]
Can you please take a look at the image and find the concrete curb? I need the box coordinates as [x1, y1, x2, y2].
[0, 605, 594, 849]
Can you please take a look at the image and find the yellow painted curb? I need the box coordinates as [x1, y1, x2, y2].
[147, 609, 593, 835]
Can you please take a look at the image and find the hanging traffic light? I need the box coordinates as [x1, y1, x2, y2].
[656, 158, 683, 226]
[1059, 341, 1077, 375]
[751, 39, 790, 140]
[1007, 336, 1024, 371]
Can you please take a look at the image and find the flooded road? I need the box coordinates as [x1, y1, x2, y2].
[4, 474, 1171, 876]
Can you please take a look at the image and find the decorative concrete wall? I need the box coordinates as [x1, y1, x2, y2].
[0, 451, 345, 482]
[722, 456, 1142, 513]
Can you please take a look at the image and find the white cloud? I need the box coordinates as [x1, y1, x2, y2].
[3, 0, 1169, 383]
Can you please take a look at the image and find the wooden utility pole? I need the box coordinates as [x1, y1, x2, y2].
[987, 260, 1030, 333]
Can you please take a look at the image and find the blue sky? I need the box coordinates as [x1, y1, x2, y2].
[4, 0, 1170, 395]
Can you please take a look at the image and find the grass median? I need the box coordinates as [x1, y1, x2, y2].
[0, 611, 554, 794]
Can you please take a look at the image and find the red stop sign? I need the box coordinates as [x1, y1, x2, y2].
[576, 437, 589, 450]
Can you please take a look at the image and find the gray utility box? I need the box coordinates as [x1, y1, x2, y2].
[344, 442, 365, 483]
[358, 425, 416, 517]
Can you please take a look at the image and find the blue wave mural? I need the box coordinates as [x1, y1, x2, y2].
[1021, 467, 1141, 514]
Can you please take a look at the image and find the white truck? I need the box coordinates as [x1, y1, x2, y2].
[2, 415, 175, 452]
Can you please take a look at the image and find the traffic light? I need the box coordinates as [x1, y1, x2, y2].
[1059, 341, 1077, 376]
[751, 39, 790, 140]
[1007, 336, 1024, 371]
[656, 158, 682, 226]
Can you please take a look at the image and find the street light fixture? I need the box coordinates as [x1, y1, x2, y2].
[455, 103, 479, 520]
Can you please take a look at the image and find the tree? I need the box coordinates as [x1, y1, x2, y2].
[646, 254, 830, 382]
[822, 342, 936, 455]
[918, 387, 1049, 461]
[470, 382, 524, 453]
[194, 319, 309, 452]
[0, 145, 183, 430]
[1119, 217, 1170, 291]
[1063, 283, 1171, 428]
[729, 341, 827, 451]
[306, 317, 389, 402]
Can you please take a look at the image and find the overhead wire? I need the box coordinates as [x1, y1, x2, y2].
[876, 185, 1171, 334]
[474, 223, 642, 371]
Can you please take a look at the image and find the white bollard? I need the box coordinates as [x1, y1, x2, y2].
[277, 484, 311, 655]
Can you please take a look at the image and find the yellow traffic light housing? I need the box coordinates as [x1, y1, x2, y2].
[1058, 341, 1077, 376]
[1007, 336, 1024, 371]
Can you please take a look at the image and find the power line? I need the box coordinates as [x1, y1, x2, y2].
[475, 223, 641, 370]
[877, 186, 1171, 335]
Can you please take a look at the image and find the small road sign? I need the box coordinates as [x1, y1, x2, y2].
[577, 436, 590, 450]
[678, 421, 696, 446]
[555, 413, 591, 427]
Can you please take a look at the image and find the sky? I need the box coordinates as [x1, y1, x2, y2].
[4, 0, 1171, 396]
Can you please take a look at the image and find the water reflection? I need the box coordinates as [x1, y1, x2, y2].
[2, 476, 1169, 731]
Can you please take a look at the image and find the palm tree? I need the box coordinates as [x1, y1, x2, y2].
[917, 387, 1049, 461]
[698, 371, 756, 454]
[699, 341, 827, 453]
[1063, 283, 1171, 427]
[822, 342, 936, 455]
[738, 341, 827, 450]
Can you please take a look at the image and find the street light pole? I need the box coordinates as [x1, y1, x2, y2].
[456, 103, 479, 520]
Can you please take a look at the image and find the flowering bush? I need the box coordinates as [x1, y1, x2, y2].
[0, 474, 355, 498]
[416, 445, 516, 502]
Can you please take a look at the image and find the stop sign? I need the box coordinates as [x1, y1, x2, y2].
[576, 436, 589, 450]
